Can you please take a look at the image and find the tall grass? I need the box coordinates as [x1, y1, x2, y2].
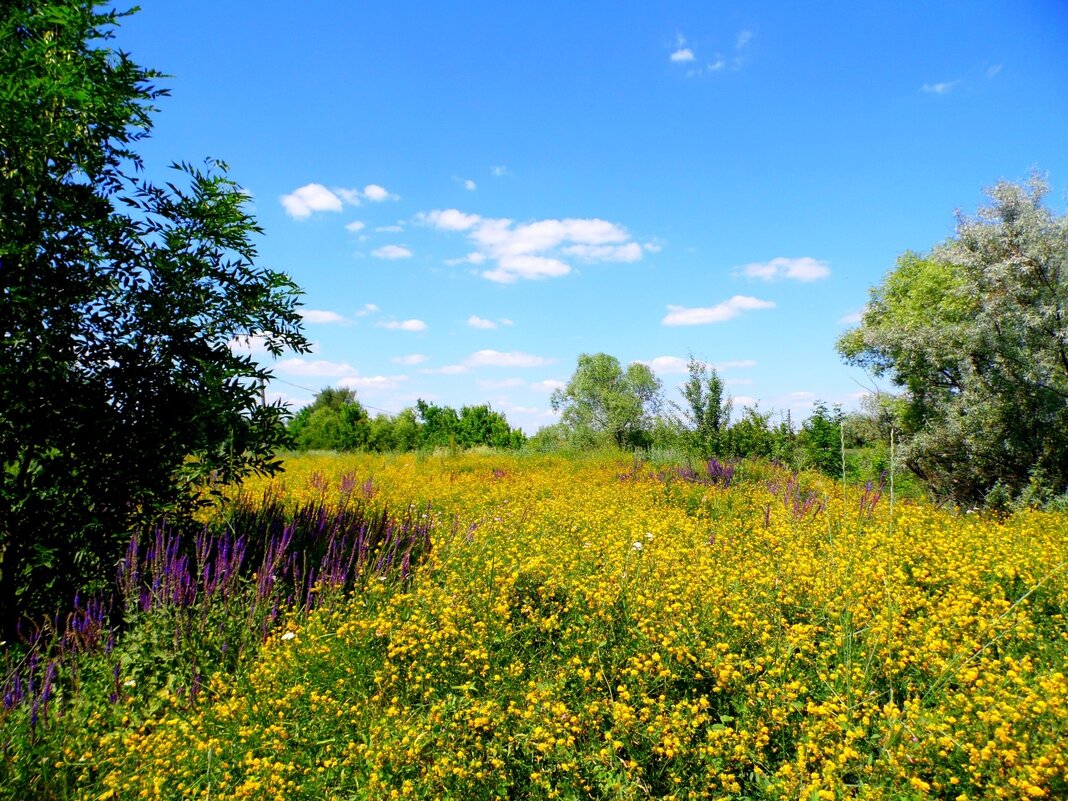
[2, 452, 1066, 800]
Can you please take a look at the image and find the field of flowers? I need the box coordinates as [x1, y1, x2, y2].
[3, 452, 1068, 800]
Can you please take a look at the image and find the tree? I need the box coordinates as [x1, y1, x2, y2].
[671, 357, 733, 458]
[551, 353, 662, 449]
[415, 399, 460, 449]
[838, 177, 1068, 504]
[287, 388, 369, 451]
[456, 404, 525, 449]
[0, 2, 309, 627]
[797, 401, 843, 476]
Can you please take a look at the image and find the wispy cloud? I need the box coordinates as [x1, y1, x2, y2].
[662, 295, 775, 326]
[735, 256, 831, 282]
[491, 165, 510, 177]
[838, 309, 864, 325]
[354, 303, 380, 317]
[274, 358, 356, 377]
[465, 349, 552, 368]
[671, 29, 752, 77]
[637, 355, 757, 374]
[713, 359, 757, 370]
[922, 80, 960, 95]
[377, 319, 427, 332]
[371, 245, 413, 260]
[464, 179, 477, 191]
[421, 364, 468, 375]
[638, 356, 691, 374]
[478, 378, 525, 390]
[392, 353, 428, 365]
[420, 209, 648, 283]
[300, 309, 348, 324]
[345, 220, 366, 232]
[986, 64, 1002, 79]
[339, 374, 408, 392]
[467, 315, 498, 330]
[531, 379, 566, 393]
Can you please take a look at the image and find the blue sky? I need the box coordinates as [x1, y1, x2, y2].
[120, 1, 1068, 432]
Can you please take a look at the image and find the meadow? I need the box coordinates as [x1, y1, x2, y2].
[2, 452, 1067, 800]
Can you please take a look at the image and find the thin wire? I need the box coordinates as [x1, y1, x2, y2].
[267, 377, 399, 418]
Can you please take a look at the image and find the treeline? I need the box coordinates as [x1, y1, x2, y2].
[532, 353, 893, 483]
[287, 389, 525, 452]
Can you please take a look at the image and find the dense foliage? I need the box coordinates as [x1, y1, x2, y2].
[550, 352, 663, 449]
[0, 2, 308, 629]
[4, 453, 1067, 799]
[839, 178, 1068, 506]
[287, 389, 525, 452]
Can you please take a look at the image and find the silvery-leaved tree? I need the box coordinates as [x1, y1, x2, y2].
[0, 1, 310, 630]
[838, 176, 1068, 505]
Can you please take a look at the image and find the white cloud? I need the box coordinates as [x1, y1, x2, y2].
[736, 256, 831, 282]
[423, 209, 644, 283]
[464, 179, 477, 191]
[639, 356, 692, 374]
[839, 309, 863, 325]
[354, 303, 380, 317]
[421, 364, 468, 375]
[392, 353, 428, 365]
[300, 309, 348, 324]
[280, 183, 345, 218]
[713, 359, 757, 370]
[790, 391, 817, 399]
[733, 395, 759, 408]
[420, 209, 482, 231]
[662, 295, 775, 326]
[499, 318, 514, 326]
[362, 184, 394, 202]
[483, 255, 572, 283]
[491, 165, 509, 177]
[228, 334, 273, 355]
[338, 374, 408, 392]
[467, 315, 498, 330]
[465, 349, 552, 368]
[561, 242, 643, 262]
[478, 378, 525, 390]
[923, 80, 960, 95]
[345, 220, 366, 232]
[643, 242, 663, 253]
[274, 358, 356, 377]
[531, 379, 566, 393]
[281, 182, 396, 218]
[371, 245, 413, 260]
[736, 30, 752, 49]
[670, 48, 695, 63]
[377, 319, 427, 332]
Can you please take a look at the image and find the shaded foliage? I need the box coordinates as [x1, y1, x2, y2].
[0, 1, 308, 631]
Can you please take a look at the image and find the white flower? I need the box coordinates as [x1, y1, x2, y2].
[631, 541, 644, 552]
[281, 630, 296, 641]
